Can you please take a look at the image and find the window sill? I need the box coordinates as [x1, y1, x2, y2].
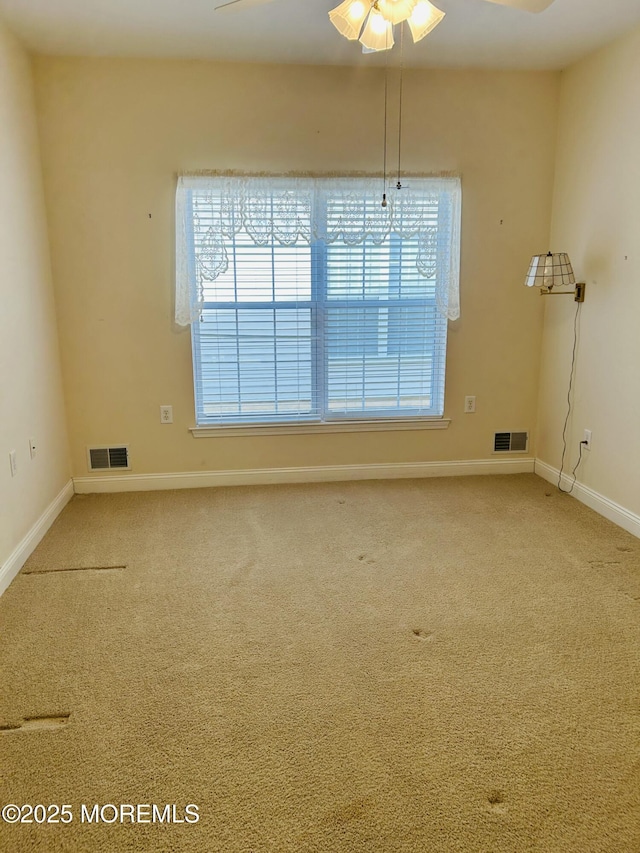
[190, 418, 451, 438]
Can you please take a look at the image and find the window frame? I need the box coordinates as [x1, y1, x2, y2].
[187, 180, 456, 430]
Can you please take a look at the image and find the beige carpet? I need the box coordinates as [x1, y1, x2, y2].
[1, 473, 639, 852]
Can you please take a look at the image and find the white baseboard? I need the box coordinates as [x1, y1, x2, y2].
[535, 460, 640, 540]
[73, 457, 535, 494]
[0, 480, 74, 598]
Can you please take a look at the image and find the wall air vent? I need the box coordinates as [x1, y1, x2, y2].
[87, 446, 130, 471]
[494, 432, 528, 453]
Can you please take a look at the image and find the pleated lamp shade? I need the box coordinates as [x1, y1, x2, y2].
[408, 0, 446, 43]
[328, 0, 370, 40]
[359, 9, 395, 51]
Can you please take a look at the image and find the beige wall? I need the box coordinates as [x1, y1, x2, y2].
[538, 24, 640, 516]
[0, 20, 70, 571]
[34, 57, 558, 476]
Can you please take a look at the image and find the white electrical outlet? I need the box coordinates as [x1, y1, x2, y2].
[29, 438, 37, 459]
[9, 450, 17, 477]
[583, 429, 592, 451]
[464, 396, 476, 413]
[160, 405, 173, 424]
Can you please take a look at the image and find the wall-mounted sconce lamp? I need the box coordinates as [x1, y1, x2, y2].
[525, 252, 585, 302]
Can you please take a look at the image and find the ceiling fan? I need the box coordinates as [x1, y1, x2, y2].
[215, 0, 555, 52]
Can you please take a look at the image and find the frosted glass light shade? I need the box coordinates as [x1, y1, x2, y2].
[408, 0, 445, 43]
[329, 0, 370, 40]
[359, 9, 395, 51]
[525, 252, 576, 289]
[376, 0, 418, 25]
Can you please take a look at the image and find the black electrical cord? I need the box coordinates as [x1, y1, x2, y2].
[557, 301, 586, 494]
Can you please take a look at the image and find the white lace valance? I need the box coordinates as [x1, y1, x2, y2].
[175, 174, 461, 326]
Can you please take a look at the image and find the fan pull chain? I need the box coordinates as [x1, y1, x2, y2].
[382, 43, 390, 207]
[397, 22, 405, 191]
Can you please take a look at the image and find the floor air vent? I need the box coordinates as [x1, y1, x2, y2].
[494, 432, 528, 453]
[88, 446, 130, 471]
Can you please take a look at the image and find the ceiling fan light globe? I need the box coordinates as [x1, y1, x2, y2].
[408, 0, 445, 42]
[359, 9, 395, 50]
[376, 0, 418, 26]
[349, 0, 367, 18]
[329, 0, 370, 40]
[371, 11, 388, 33]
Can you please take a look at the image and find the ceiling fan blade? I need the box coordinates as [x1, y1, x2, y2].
[215, 0, 276, 12]
[482, 0, 555, 12]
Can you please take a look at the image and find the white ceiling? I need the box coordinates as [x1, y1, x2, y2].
[1, 0, 639, 69]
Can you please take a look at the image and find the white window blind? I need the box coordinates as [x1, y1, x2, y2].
[176, 176, 461, 427]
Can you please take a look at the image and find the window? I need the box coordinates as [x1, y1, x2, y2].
[175, 176, 461, 428]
